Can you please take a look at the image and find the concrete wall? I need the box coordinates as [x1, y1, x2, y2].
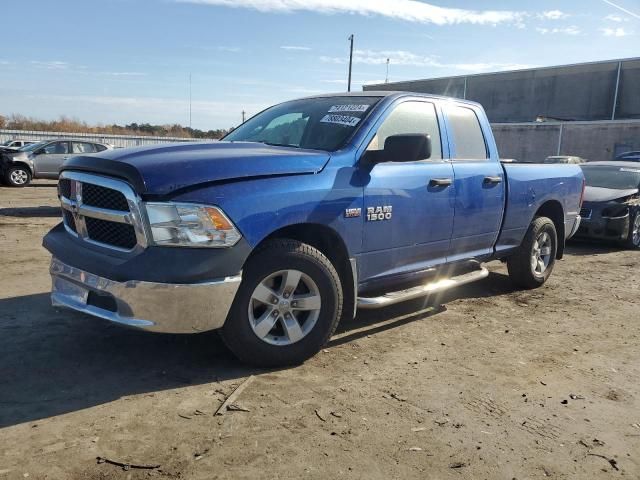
[492, 120, 640, 162]
[365, 57, 640, 123]
[0, 129, 210, 148]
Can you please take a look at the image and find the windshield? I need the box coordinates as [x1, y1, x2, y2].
[223, 96, 381, 151]
[581, 165, 640, 190]
[19, 141, 47, 152]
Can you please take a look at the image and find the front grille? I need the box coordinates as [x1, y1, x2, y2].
[85, 217, 137, 249]
[62, 210, 77, 233]
[580, 208, 592, 219]
[59, 179, 71, 199]
[58, 172, 146, 252]
[82, 183, 129, 211]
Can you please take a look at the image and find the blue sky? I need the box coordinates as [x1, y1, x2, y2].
[1, 0, 638, 130]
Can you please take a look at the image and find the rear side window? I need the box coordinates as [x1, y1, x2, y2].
[446, 105, 487, 160]
[72, 142, 96, 153]
[367, 101, 442, 159]
[95, 144, 108, 152]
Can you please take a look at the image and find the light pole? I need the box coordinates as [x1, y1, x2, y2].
[347, 34, 354, 92]
[385, 58, 390, 83]
[189, 73, 192, 129]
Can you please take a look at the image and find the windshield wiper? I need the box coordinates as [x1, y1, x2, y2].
[259, 141, 301, 149]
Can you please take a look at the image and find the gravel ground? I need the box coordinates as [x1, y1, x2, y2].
[0, 180, 639, 480]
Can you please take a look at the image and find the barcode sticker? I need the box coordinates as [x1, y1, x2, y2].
[320, 114, 361, 127]
[328, 104, 370, 113]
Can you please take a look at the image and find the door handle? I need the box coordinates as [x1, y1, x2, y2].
[483, 176, 502, 184]
[429, 178, 453, 187]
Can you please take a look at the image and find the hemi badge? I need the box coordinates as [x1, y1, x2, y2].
[345, 208, 361, 218]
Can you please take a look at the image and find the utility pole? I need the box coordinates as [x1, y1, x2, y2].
[385, 58, 390, 83]
[242, 110, 246, 123]
[347, 34, 354, 92]
[189, 73, 192, 129]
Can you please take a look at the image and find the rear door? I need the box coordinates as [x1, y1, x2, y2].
[444, 104, 505, 261]
[358, 100, 455, 282]
[34, 141, 71, 177]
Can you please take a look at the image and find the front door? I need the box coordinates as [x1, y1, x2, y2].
[358, 100, 455, 283]
[444, 104, 505, 261]
[34, 141, 71, 177]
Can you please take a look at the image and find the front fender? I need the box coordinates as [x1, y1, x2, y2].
[168, 165, 364, 258]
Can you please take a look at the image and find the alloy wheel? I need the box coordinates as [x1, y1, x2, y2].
[531, 231, 552, 275]
[248, 269, 322, 346]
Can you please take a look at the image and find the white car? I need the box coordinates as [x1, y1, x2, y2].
[1, 140, 36, 150]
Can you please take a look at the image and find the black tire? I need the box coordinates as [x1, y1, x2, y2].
[623, 208, 640, 249]
[4, 165, 32, 187]
[507, 216, 558, 289]
[221, 239, 343, 367]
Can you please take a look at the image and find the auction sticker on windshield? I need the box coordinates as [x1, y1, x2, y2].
[320, 114, 361, 127]
[328, 104, 370, 113]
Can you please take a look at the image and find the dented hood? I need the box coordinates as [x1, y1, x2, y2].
[62, 141, 330, 196]
[583, 186, 639, 203]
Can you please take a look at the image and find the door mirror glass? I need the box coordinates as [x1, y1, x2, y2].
[382, 134, 431, 162]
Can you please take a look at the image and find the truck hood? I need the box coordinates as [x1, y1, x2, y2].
[583, 186, 639, 203]
[62, 141, 330, 196]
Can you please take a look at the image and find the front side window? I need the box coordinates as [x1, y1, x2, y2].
[446, 105, 488, 160]
[224, 96, 381, 151]
[43, 142, 69, 154]
[365, 101, 442, 159]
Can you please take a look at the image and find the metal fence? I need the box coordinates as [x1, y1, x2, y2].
[492, 119, 640, 163]
[0, 129, 212, 148]
[365, 57, 640, 123]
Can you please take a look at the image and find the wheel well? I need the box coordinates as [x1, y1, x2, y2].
[4, 161, 33, 175]
[535, 200, 565, 259]
[257, 223, 355, 321]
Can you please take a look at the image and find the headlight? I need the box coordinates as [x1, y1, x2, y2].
[144, 202, 241, 248]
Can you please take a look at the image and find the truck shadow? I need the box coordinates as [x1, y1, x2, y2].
[0, 293, 255, 429]
[0, 272, 516, 429]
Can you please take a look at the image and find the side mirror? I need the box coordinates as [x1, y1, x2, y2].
[382, 134, 431, 163]
[34, 149, 44, 155]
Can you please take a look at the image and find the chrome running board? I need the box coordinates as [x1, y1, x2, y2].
[357, 266, 489, 309]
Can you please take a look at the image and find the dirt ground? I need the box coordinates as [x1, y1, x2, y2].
[0, 180, 639, 480]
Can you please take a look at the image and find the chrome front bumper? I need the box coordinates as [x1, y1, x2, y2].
[567, 215, 582, 239]
[50, 257, 241, 333]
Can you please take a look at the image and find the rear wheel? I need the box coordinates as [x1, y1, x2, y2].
[624, 208, 640, 249]
[221, 239, 343, 367]
[5, 165, 31, 187]
[507, 216, 558, 289]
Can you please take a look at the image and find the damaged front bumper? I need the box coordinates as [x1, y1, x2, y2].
[50, 257, 241, 333]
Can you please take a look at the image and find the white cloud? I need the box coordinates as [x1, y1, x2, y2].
[538, 10, 568, 20]
[601, 27, 631, 36]
[177, 0, 526, 26]
[602, 0, 640, 21]
[21, 93, 269, 129]
[101, 72, 147, 77]
[536, 25, 581, 35]
[30, 61, 70, 70]
[604, 13, 627, 22]
[280, 45, 311, 51]
[216, 46, 241, 52]
[320, 49, 534, 72]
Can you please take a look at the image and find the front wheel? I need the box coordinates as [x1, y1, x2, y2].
[507, 216, 558, 289]
[221, 239, 343, 367]
[5, 165, 32, 187]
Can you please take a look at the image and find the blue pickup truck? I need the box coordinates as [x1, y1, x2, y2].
[44, 92, 584, 366]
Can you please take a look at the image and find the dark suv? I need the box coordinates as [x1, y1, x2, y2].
[1, 139, 112, 186]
